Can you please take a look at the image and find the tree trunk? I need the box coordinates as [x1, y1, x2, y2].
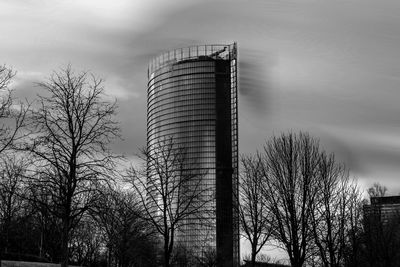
[108, 246, 111, 267]
[4, 221, 9, 253]
[164, 235, 170, 267]
[290, 256, 304, 267]
[251, 243, 257, 267]
[164, 250, 170, 267]
[61, 218, 69, 267]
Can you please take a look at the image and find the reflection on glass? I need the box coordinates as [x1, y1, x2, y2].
[147, 44, 239, 264]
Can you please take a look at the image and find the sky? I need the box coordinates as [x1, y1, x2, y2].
[2, 0, 400, 259]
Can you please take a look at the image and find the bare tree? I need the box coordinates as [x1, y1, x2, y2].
[261, 132, 321, 267]
[367, 183, 387, 198]
[343, 182, 364, 267]
[171, 235, 217, 266]
[0, 65, 14, 121]
[92, 185, 157, 267]
[28, 182, 63, 261]
[127, 137, 210, 267]
[239, 154, 272, 267]
[21, 66, 120, 267]
[311, 153, 351, 267]
[0, 65, 13, 90]
[0, 156, 29, 255]
[0, 65, 28, 155]
[69, 215, 104, 267]
[195, 246, 217, 267]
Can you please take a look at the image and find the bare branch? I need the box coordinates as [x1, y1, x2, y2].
[238, 153, 273, 267]
[261, 132, 321, 267]
[20, 66, 121, 267]
[126, 136, 212, 267]
[0, 65, 29, 155]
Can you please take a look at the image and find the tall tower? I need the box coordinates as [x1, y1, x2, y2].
[147, 44, 239, 266]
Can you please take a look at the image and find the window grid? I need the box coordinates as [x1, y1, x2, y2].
[147, 44, 238, 262]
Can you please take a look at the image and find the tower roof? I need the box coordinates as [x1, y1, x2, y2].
[148, 43, 237, 77]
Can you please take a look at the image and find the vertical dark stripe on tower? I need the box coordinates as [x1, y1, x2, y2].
[215, 59, 234, 267]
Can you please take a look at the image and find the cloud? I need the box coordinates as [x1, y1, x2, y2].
[3, 0, 400, 193]
[239, 50, 276, 116]
[315, 125, 400, 191]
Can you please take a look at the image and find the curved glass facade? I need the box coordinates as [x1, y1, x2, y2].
[147, 44, 239, 266]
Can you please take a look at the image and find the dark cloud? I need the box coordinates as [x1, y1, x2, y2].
[314, 128, 361, 174]
[3, 0, 400, 192]
[238, 50, 276, 116]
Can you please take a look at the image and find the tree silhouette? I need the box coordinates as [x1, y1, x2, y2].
[92, 185, 157, 267]
[311, 153, 353, 267]
[128, 137, 211, 267]
[21, 66, 120, 267]
[0, 156, 30, 255]
[367, 183, 387, 198]
[0, 65, 27, 155]
[261, 132, 321, 267]
[238, 153, 272, 267]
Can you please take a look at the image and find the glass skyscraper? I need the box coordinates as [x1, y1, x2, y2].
[147, 44, 239, 266]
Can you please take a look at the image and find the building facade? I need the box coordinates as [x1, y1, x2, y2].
[364, 196, 400, 225]
[363, 196, 400, 265]
[147, 44, 239, 266]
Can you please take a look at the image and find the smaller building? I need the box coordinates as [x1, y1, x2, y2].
[364, 196, 400, 225]
[362, 195, 400, 266]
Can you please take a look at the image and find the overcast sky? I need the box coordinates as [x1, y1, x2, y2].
[2, 0, 400, 193]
